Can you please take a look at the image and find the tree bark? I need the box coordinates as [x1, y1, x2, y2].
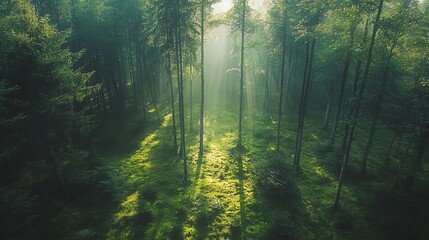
[394, 136, 413, 189]
[167, 51, 178, 152]
[334, 0, 384, 210]
[403, 122, 429, 191]
[386, 131, 398, 167]
[189, 64, 193, 131]
[199, 0, 205, 157]
[329, 26, 355, 145]
[177, 3, 187, 183]
[277, 25, 288, 154]
[360, 40, 396, 175]
[237, 0, 246, 149]
[294, 42, 310, 169]
[294, 37, 316, 170]
[341, 18, 369, 151]
[323, 81, 334, 130]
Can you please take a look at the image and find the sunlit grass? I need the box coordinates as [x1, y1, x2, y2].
[97, 105, 429, 239]
[114, 191, 140, 223]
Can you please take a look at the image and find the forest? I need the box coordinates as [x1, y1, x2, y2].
[1, 0, 429, 239]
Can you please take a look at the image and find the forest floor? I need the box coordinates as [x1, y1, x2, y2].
[57, 104, 429, 240]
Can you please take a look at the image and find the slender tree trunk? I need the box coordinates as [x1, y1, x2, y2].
[386, 131, 398, 167]
[294, 38, 316, 170]
[395, 132, 403, 155]
[360, 40, 396, 175]
[264, 59, 270, 113]
[149, 79, 161, 125]
[174, 36, 182, 155]
[237, 0, 246, 149]
[394, 136, 413, 188]
[127, 30, 138, 108]
[334, 0, 384, 210]
[329, 27, 355, 145]
[403, 122, 429, 191]
[333, 122, 356, 210]
[140, 43, 161, 124]
[292, 47, 299, 102]
[277, 26, 287, 154]
[177, 4, 187, 183]
[323, 82, 334, 130]
[341, 18, 369, 151]
[199, 0, 205, 157]
[189, 64, 193, 131]
[167, 51, 178, 152]
[136, 44, 147, 120]
[294, 42, 310, 168]
[51, 150, 67, 195]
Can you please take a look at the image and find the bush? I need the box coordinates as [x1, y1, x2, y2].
[255, 159, 295, 199]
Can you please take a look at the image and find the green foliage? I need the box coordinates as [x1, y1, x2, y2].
[265, 210, 295, 239]
[255, 158, 296, 198]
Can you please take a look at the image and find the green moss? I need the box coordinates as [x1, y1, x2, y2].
[90, 106, 429, 240]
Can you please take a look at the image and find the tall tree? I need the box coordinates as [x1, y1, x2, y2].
[360, 0, 416, 175]
[293, 0, 324, 170]
[199, 0, 206, 157]
[334, 0, 384, 210]
[237, 0, 247, 149]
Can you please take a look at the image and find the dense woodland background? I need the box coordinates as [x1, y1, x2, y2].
[1, 0, 429, 239]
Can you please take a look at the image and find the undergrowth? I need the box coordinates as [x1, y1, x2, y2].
[56, 105, 429, 239]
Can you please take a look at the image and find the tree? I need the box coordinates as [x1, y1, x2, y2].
[334, 0, 385, 210]
[0, 0, 91, 236]
[237, 0, 247, 149]
[199, 0, 207, 157]
[293, 0, 325, 170]
[276, 2, 289, 154]
[327, 2, 360, 146]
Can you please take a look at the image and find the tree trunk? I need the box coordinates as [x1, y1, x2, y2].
[199, 0, 205, 157]
[360, 40, 396, 175]
[177, 4, 187, 183]
[263, 59, 270, 114]
[294, 38, 316, 171]
[294, 42, 310, 169]
[341, 18, 369, 151]
[323, 81, 334, 130]
[277, 25, 287, 154]
[189, 64, 193, 131]
[386, 131, 398, 167]
[51, 150, 67, 195]
[333, 0, 384, 210]
[329, 26, 354, 144]
[136, 44, 147, 120]
[333, 121, 356, 210]
[403, 122, 429, 191]
[394, 136, 413, 189]
[292, 47, 299, 103]
[167, 51, 178, 152]
[237, 0, 246, 149]
[127, 30, 138, 108]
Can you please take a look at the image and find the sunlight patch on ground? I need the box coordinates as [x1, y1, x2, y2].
[104, 114, 183, 240]
[114, 191, 140, 223]
[314, 166, 334, 181]
[107, 191, 141, 239]
[184, 113, 256, 239]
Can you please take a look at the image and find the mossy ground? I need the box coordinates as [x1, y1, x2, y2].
[57, 103, 429, 239]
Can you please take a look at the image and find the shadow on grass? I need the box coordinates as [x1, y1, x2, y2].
[233, 153, 246, 240]
[101, 113, 190, 239]
[195, 154, 203, 181]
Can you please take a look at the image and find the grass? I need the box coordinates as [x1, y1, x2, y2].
[59, 103, 429, 239]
